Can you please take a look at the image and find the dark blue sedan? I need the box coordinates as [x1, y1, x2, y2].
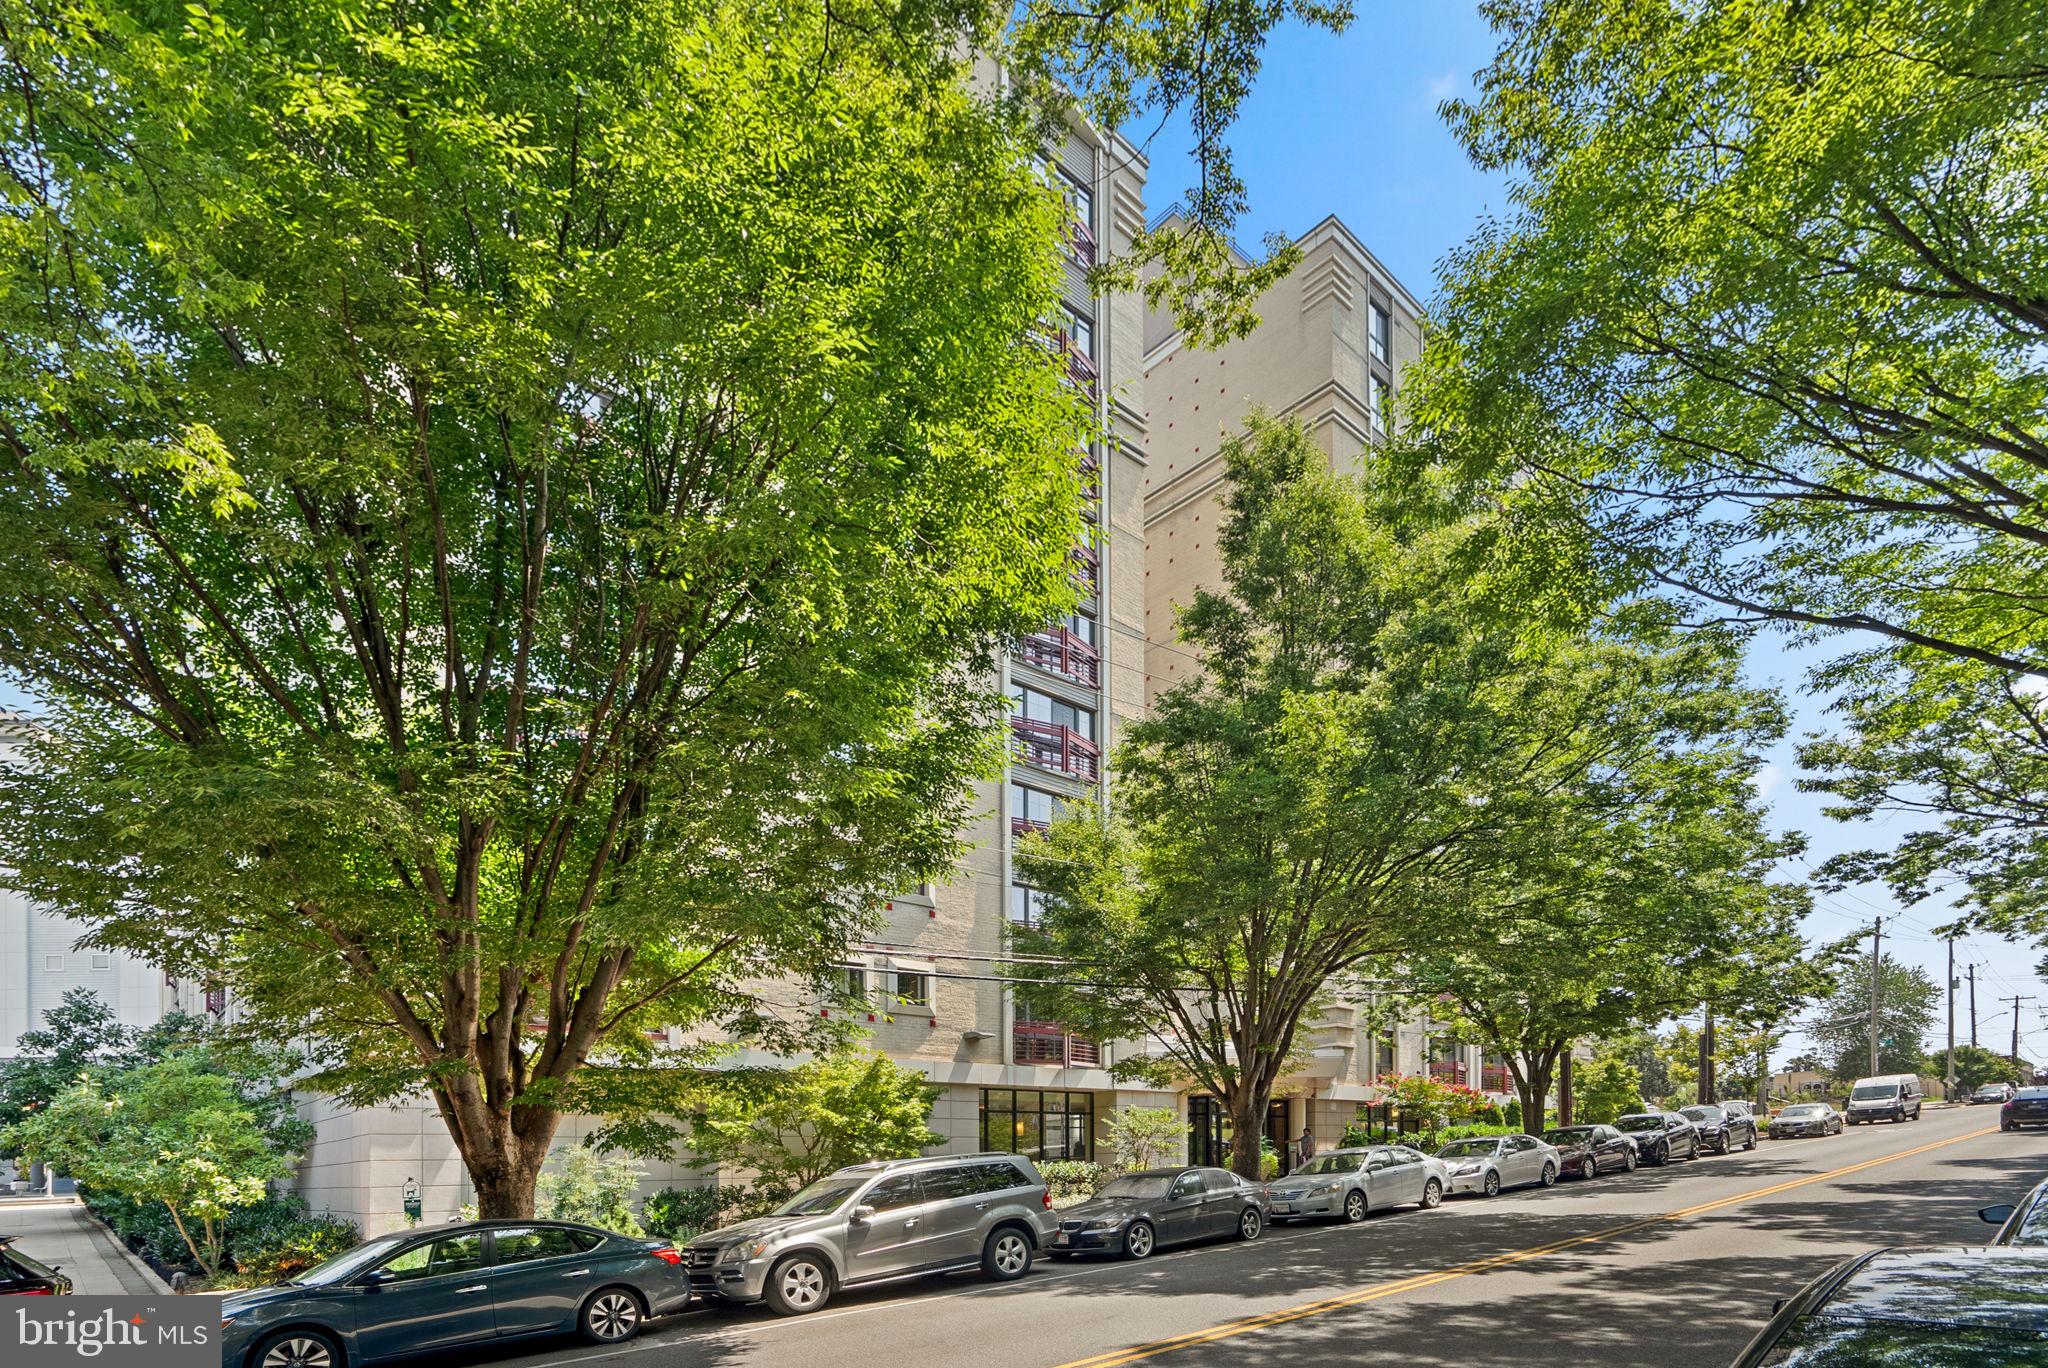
[218, 1220, 690, 1368]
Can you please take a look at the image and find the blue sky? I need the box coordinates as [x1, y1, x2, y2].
[3, 4, 2042, 1073]
[1134, 6, 2048, 1069]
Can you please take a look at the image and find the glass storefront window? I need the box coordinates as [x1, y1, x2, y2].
[979, 1089, 1096, 1162]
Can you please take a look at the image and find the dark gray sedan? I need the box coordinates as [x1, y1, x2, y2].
[217, 1220, 690, 1368]
[1049, 1167, 1266, 1259]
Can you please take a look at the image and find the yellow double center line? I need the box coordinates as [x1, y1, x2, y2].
[1054, 1126, 1998, 1368]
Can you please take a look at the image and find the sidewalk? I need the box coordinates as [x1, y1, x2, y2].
[2, 1197, 170, 1293]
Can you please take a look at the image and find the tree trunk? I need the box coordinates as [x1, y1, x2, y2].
[1558, 1053, 1574, 1126]
[1228, 1087, 1268, 1182]
[1515, 1055, 1555, 1136]
[437, 1087, 562, 1218]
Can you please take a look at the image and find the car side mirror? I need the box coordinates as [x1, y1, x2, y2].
[358, 1269, 396, 1289]
[1770, 1298, 1787, 1316]
[1980, 1204, 2016, 1225]
[849, 1205, 876, 1227]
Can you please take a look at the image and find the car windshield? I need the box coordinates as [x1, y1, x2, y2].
[774, 1178, 867, 1217]
[1544, 1128, 1595, 1144]
[1783, 1105, 1827, 1117]
[1094, 1174, 1174, 1199]
[1850, 1084, 1899, 1099]
[1680, 1107, 1721, 1122]
[1758, 1320, 2048, 1365]
[296, 1233, 412, 1287]
[1292, 1154, 1362, 1176]
[1616, 1115, 1664, 1133]
[1437, 1139, 1501, 1158]
[2018, 1089, 2048, 1101]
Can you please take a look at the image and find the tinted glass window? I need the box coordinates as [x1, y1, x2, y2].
[975, 1162, 1030, 1194]
[1171, 1171, 1207, 1197]
[866, 1175, 924, 1212]
[1513, 1136, 1541, 1151]
[1201, 1168, 1238, 1189]
[921, 1166, 983, 1201]
[494, 1227, 584, 1265]
[380, 1233, 483, 1283]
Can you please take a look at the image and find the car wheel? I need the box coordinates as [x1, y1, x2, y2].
[1622, 1148, 1637, 1172]
[255, 1331, 340, 1368]
[1421, 1178, 1444, 1209]
[1483, 1170, 1501, 1197]
[1582, 1155, 1598, 1180]
[982, 1227, 1034, 1282]
[1237, 1207, 1263, 1241]
[1124, 1221, 1156, 1260]
[1539, 1162, 1558, 1188]
[1745, 1130, 1757, 1152]
[580, 1288, 645, 1344]
[1343, 1189, 1367, 1223]
[765, 1255, 834, 1315]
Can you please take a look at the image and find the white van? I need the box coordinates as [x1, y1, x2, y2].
[1845, 1074, 1924, 1124]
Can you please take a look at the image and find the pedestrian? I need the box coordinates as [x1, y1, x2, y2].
[1297, 1126, 1316, 1168]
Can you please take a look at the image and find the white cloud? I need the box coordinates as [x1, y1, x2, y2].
[1753, 762, 1783, 798]
[1424, 71, 1461, 105]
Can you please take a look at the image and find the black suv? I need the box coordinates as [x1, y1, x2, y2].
[1679, 1103, 1757, 1155]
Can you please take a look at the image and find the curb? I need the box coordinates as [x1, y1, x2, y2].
[73, 1197, 176, 1294]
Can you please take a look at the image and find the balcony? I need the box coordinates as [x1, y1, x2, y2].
[1014, 1022, 1101, 1067]
[1068, 217, 1097, 267]
[1011, 717, 1100, 781]
[1017, 625, 1100, 687]
[1071, 541, 1100, 598]
[1058, 331, 1099, 395]
[1480, 1064, 1513, 1094]
[1011, 814, 1050, 839]
[1079, 446, 1100, 505]
[1428, 1059, 1468, 1085]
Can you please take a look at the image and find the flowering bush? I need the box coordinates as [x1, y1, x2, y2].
[1371, 1073, 1490, 1134]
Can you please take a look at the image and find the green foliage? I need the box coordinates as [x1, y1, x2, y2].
[640, 1186, 736, 1244]
[1419, 0, 2048, 951]
[228, 1204, 361, 1284]
[1930, 1045, 2026, 1094]
[1572, 1056, 1642, 1126]
[1100, 1107, 1186, 1172]
[536, 1148, 645, 1237]
[1806, 955, 1939, 1081]
[1372, 1075, 1490, 1137]
[0, 0, 1112, 1214]
[0, 990, 131, 1135]
[6, 1057, 302, 1275]
[1431, 1124, 1521, 1148]
[688, 1054, 940, 1199]
[1038, 1160, 1107, 1203]
[1502, 1099, 1522, 1131]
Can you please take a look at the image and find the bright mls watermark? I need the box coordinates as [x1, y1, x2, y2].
[10, 1298, 216, 1368]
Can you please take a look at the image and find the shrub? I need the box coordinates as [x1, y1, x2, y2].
[689, 1054, 941, 1193]
[538, 1147, 645, 1236]
[1258, 1145, 1280, 1181]
[1102, 1107, 1185, 1171]
[1430, 1124, 1520, 1147]
[1038, 1160, 1105, 1202]
[233, 1212, 359, 1283]
[1573, 1056, 1644, 1126]
[1503, 1099, 1523, 1130]
[642, 1186, 740, 1243]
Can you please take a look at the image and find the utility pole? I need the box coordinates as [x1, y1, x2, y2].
[1969, 965, 1979, 1048]
[2002, 996, 2036, 1068]
[1946, 937, 1957, 1100]
[1699, 1008, 1716, 1103]
[1868, 917, 1883, 1077]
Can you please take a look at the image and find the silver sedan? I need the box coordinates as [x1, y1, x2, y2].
[1435, 1134, 1562, 1198]
[1265, 1145, 1449, 1223]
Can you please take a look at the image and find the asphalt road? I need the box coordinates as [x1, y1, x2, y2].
[470, 1105, 2043, 1368]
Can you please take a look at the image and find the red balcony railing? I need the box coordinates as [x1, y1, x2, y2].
[1480, 1064, 1513, 1093]
[1011, 717, 1100, 781]
[1059, 332, 1099, 395]
[1014, 1022, 1101, 1067]
[1011, 815, 1050, 839]
[1071, 542, 1100, 598]
[1079, 447, 1100, 504]
[1068, 217, 1097, 266]
[1428, 1059, 1467, 1084]
[1017, 625, 1100, 687]
[205, 986, 226, 1016]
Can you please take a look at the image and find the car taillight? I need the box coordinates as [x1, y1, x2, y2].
[647, 1246, 683, 1266]
[1042, 1190, 1053, 1210]
[13, 1288, 54, 1295]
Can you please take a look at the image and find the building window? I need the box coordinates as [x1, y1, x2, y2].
[891, 969, 931, 1008]
[1368, 373, 1388, 432]
[1370, 303, 1391, 364]
[833, 964, 867, 999]
[42, 954, 62, 972]
[1369, 1031, 1396, 1080]
[89, 953, 113, 971]
[1009, 882, 1053, 925]
[1063, 173, 1094, 228]
[1062, 306, 1094, 359]
[1062, 610, 1097, 649]
[1010, 782, 1065, 833]
[981, 1089, 1095, 1162]
[1009, 685, 1095, 742]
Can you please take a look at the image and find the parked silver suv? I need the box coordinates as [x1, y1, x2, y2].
[682, 1153, 1055, 1315]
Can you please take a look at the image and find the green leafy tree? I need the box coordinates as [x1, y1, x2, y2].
[1100, 1107, 1186, 1172]
[0, 0, 1112, 1218]
[537, 1147, 645, 1237]
[1930, 1044, 2025, 1095]
[1419, 0, 2048, 950]
[3, 1057, 300, 1276]
[1806, 955, 1940, 1081]
[0, 989, 131, 1134]
[1404, 624, 1808, 1133]
[687, 1054, 940, 1200]
[1571, 1056, 1642, 1126]
[1013, 417, 1622, 1178]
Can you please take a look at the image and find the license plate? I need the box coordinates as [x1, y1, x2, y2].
[1274, 1203, 1294, 1213]
[1054, 1233, 1069, 1246]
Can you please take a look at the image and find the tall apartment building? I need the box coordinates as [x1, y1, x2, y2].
[1136, 214, 1515, 1163]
